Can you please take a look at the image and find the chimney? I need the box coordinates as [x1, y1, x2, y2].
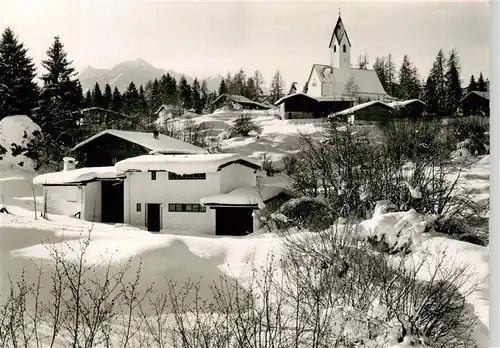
[62, 157, 77, 171]
[153, 130, 159, 139]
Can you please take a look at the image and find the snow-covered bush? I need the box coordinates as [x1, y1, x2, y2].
[276, 196, 332, 231]
[446, 116, 490, 155]
[230, 114, 262, 137]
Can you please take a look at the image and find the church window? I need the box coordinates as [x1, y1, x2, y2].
[343, 44, 346, 53]
[334, 45, 336, 53]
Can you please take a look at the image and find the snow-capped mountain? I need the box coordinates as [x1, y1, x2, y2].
[78, 59, 223, 93]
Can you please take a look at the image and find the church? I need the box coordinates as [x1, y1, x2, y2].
[275, 14, 394, 120]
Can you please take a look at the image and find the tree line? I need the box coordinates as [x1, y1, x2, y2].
[360, 50, 488, 116]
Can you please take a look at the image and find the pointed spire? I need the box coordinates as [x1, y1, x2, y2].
[338, 6, 341, 17]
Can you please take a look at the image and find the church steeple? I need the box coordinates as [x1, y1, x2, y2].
[329, 13, 351, 71]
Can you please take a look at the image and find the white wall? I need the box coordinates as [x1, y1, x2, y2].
[125, 171, 220, 234]
[82, 182, 101, 222]
[123, 164, 257, 234]
[219, 164, 256, 193]
[307, 69, 323, 98]
[44, 186, 83, 216]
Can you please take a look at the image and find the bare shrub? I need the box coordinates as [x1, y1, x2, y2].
[446, 116, 490, 155]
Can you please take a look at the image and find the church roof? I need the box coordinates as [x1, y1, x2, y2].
[329, 16, 351, 48]
[307, 64, 388, 96]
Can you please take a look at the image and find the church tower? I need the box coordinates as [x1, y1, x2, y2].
[329, 13, 351, 72]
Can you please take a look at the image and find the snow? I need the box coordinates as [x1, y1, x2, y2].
[386, 99, 426, 108]
[72, 129, 208, 154]
[114, 153, 261, 174]
[200, 185, 287, 208]
[32, 166, 125, 185]
[0, 115, 41, 171]
[329, 100, 395, 118]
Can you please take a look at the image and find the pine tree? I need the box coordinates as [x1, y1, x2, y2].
[245, 77, 258, 100]
[477, 72, 487, 91]
[111, 87, 122, 111]
[36, 36, 83, 150]
[123, 81, 139, 114]
[84, 90, 92, 108]
[398, 55, 421, 99]
[138, 85, 148, 114]
[467, 75, 477, 94]
[384, 54, 397, 96]
[444, 49, 462, 115]
[231, 69, 246, 96]
[91, 82, 105, 108]
[191, 78, 202, 113]
[218, 79, 227, 96]
[253, 70, 265, 98]
[270, 70, 285, 103]
[103, 83, 112, 109]
[424, 49, 447, 115]
[373, 57, 387, 91]
[0, 27, 38, 118]
[178, 76, 192, 110]
[200, 80, 209, 112]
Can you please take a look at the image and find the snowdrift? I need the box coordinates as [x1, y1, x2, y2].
[0, 115, 41, 171]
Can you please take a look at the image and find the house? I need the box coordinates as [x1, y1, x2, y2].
[274, 93, 353, 120]
[212, 94, 273, 111]
[305, 15, 390, 103]
[329, 100, 395, 124]
[72, 129, 208, 167]
[460, 91, 490, 116]
[33, 153, 289, 236]
[154, 105, 184, 119]
[386, 99, 426, 119]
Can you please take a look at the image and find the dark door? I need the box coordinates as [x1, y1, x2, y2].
[146, 204, 161, 232]
[101, 181, 124, 223]
[215, 207, 254, 236]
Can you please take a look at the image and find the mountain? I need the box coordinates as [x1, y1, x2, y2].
[78, 59, 224, 93]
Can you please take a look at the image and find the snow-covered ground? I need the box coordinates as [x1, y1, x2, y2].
[0, 114, 490, 347]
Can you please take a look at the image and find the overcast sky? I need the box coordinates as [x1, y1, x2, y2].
[2, 0, 490, 87]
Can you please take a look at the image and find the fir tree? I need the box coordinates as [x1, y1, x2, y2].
[444, 49, 462, 115]
[178, 76, 192, 110]
[467, 75, 477, 94]
[424, 49, 447, 115]
[253, 70, 265, 98]
[200, 80, 209, 112]
[0, 27, 38, 118]
[398, 55, 421, 99]
[91, 82, 105, 108]
[245, 77, 258, 100]
[231, 69, 247, 96]
[218, 79, 227, 96]
[123, 81, 139, 114]
[103, 83, 112, 109]
[477, 72, 487, 91]
[191, 78, 202, 113]
[138, 85, 148, 114]
[270, 70, 285, 103]
[111, 87, 122, 111]
[373, 57, 387, 91]
[84, 90, 92, 108]
[384, 54, 397, 96]
[36, 36, 83, 150]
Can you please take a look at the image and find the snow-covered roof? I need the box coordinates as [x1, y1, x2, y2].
[329, 100, 395, 118]
[212, 94, 272, 109]
[460, 91, 490, 102]
[71, 129, 208, 154]
[274, 93, 317, 105]
[387, 99, 426, 108]
[114, 153, 262, 174]
[200, 185, 288, 208]
[307, 64, 388, 96]
[33, 167, 125, 186]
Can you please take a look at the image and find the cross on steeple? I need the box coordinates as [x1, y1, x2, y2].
[338, 6, 341, 17]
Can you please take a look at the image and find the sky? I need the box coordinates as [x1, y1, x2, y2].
[1, 0, 490, 88]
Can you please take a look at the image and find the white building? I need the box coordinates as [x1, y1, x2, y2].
[306, 15, 391, 102]
[33, 153, 289, 236]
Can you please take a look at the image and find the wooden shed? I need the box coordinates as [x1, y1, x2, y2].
[328, 101, 395, 124]
[386, 99, 426, 119]
[460, 91, 490, 116]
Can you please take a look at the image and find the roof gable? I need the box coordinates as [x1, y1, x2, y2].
[460, 91, 490, 102]
[72, 129, 208, 154]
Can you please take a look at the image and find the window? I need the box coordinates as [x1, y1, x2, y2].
[136, 203, 142, 212]
[333, 45, 336, 53]
[343, 44, 346, 53]
[151, 171, 157, 180]
[168, 203, 207, 213]
[168, 172, 206, 180]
